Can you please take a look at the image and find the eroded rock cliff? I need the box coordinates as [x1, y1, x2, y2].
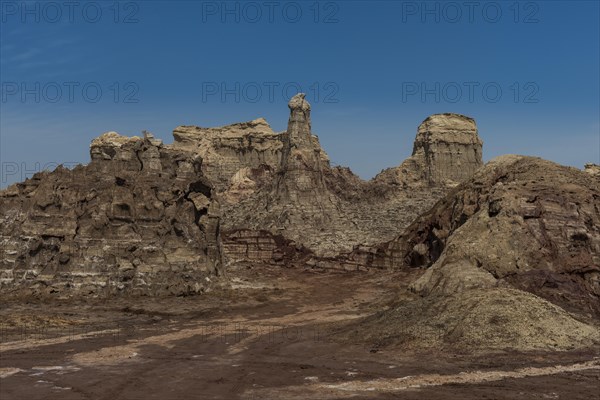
[219, 96, 486, 263]
[0, 132, 222, 298]
[335, 157, 600, 352]
[171, 118, 282, 194]
[376, 113, 483, 187]
[365, 155, 600, 317]
[0, 95, 489, 295]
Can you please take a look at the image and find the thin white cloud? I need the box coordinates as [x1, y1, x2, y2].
[6, 47, 42, 63]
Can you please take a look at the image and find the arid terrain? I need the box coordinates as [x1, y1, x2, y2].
[1, 94, 599, 399]
[1, 265, 598, 400]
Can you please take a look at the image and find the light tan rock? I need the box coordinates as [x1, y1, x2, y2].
[378, 113, 483, 187]
[1, 98, 489, 294]
[584, 163, 599, 175]
[340, 287, 600, 351]
[172, 118, 282, 193]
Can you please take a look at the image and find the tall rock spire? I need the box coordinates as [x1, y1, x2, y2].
[276, 93, 329, 198]
[284, 93, 312, 146]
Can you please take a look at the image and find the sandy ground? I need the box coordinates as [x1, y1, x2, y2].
[1, 265, 598, 399]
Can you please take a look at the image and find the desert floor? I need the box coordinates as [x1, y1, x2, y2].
[1, 266, 598, 399]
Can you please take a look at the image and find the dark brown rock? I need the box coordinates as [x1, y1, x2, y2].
[0, 131, 222, 298]
[365, 155, 600, 317]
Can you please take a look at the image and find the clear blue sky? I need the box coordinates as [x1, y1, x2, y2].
[1, 0, 599, 188]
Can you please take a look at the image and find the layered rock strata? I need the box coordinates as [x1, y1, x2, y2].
[219, 103, 484, 262]
[356, 155, 600, 317]
[0, 132, 222, 297]
[336, 157, 600, 352]
[0, 97, 489, 294]
[376, 113, 483, 186]
[172, 118, 282, 193]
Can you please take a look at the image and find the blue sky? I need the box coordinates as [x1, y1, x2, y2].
[1, 0, 599, 187]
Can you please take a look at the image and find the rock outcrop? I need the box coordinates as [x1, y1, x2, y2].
[0, 131, 222, 297]
[414, 113, 483, 185]
[335, 158, 600, 352]
[275, 93, 330, 200]
[367, 155, 600, 317]
[0, 96, 489, 295]
[585, 163, 599, 175]
[220, 98, 485, 263]
[220, 94, 340, 258]
[172, 118, 282, 194]
[374, 113, 483, 187]
[2, 95, 598, 354]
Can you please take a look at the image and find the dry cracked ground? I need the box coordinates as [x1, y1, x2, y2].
[1, 265, 598, 400]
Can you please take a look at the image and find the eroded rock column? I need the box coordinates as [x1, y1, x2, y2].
[409, 113, 483, 186]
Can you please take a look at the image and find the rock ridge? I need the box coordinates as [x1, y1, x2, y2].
[1, 131, 222, 297]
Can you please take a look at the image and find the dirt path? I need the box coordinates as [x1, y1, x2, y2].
[247, 359, 600, 399]
[1, 267, 598, 399]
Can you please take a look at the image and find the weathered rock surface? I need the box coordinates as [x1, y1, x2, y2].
[219, 94, 340, 259]
[0, 96, 489, 294]
[363, 155, 600, 317]
[339, 287, 600, 351]
[336, 157, 600, 352]
[374, 113, 483, 187]
[585, 163, 600, 175]
[0, 131, 222, 297]
[172, 118, 282, 193]
[1, 95, 598, 356]
[105, 98, 482, 265]
[219, 98, 485, 262]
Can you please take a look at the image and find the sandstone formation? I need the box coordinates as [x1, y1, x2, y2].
[2, 93, 598, 359]
[0, 96, 489, 294]
[336, 156, 600, 352]
[585, 163, 599, 175]
[217, 98, 485, 262]
[220, 95, 342, 257]
[360, 155, 600, 317]
[171, 118, 282, 194]
[158, 97, 485, 263]
[275, 93, 331, 201]
[0, 131, 222, 297]
[379, 113, 483, 186]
